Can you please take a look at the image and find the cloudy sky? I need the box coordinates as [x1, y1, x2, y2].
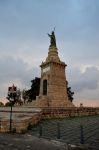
[0, 0, 99, 106]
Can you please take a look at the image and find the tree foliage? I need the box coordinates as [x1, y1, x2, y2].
[0, 102, 4, 106]
[26, 77, 40, 101]
[67, 86, 74, 102]
[26, 77, 74, 102]
[6, 88, 23, 106]
[5, 101, 12, 107]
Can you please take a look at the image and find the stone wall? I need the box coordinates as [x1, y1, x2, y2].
[42, 107, 99, 119]
[0, 107, 99, 133]
[0, 112, 42, 133]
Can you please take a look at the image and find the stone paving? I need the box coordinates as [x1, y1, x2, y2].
[0, 106, 42, 119]
[0, 106, 41, 113]
[0, 133, 92, 150]
[0, 133, 67, 150]
[0, 107, 42, 133]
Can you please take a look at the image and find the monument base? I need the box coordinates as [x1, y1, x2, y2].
[31, 96, 75, 108]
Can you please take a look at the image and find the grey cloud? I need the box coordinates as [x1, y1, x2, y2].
[0, 56, 40, 93]
[68, 66, 99, 92]
[0, 0, 99, 102]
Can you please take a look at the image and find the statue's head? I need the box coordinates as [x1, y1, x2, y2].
[52, 31, 54, 35]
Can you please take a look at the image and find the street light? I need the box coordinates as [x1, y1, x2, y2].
[7, 85, 17, 132]
[9, 98, 14, 132]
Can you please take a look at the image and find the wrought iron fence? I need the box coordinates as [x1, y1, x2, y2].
[29, 115, 99, 149]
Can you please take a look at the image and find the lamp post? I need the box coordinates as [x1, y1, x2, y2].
[7, 84, 17, 133]
[9, 98, 14, 133]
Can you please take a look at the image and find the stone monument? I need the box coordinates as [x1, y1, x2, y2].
[36, 31, 74, 107]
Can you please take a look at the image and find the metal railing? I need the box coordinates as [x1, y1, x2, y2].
[29, 115, 99, 149]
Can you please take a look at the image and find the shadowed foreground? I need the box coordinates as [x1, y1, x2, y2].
[0, 133, 93, 150]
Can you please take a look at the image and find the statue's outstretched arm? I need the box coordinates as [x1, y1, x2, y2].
[48, 33, 51, 37]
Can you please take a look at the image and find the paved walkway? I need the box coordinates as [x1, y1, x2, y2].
[0, 106, 41, 120]
[0, 133, 67, 150]
[0, 106, 41, 112]
[0, 133, 91, 150]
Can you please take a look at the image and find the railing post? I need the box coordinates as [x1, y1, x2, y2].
[80, 125, 84, 144]
[39, 125, 42, 137]
[57, 122, 60, 139]
[0, 118, 1, 131]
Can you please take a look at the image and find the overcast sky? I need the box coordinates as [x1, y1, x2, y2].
[0, 0, 99, 106]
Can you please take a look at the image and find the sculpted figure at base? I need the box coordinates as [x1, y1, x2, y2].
[48, 31, 56, 47]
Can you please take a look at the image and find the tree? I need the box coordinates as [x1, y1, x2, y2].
[26, 77, 40, 101]
[0, 102, 4, 107]
[6, 85, 23, 106]
[67, 84, 74, 102]
[22, 89, 29, 104]
[26, 77, 74, 103]
[5, 101, 12, 107]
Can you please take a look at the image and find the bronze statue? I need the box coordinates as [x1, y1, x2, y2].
[48, 31, 56, 47]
